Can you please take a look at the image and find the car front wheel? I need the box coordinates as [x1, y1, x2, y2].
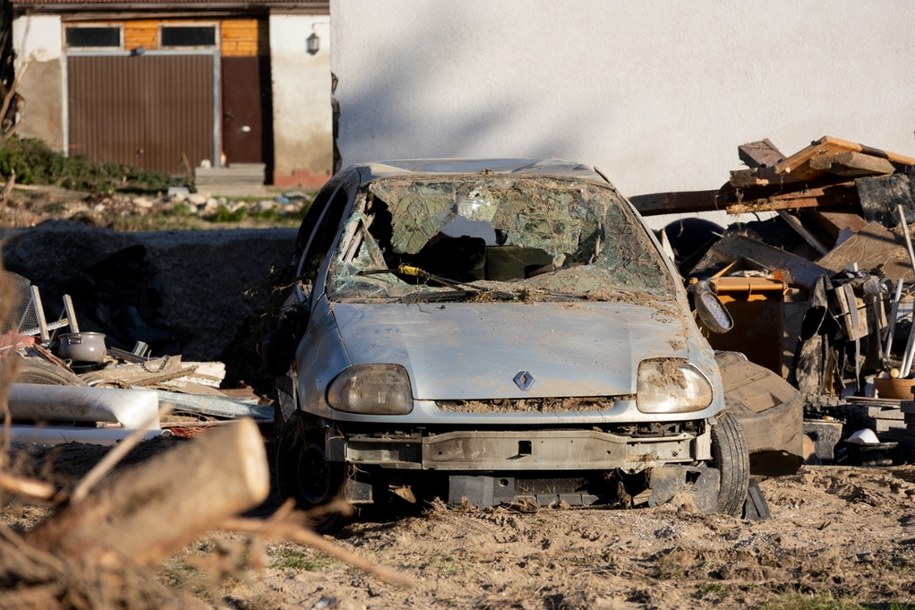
[710, 411, 750, 516]
[275, 412, 347, 530]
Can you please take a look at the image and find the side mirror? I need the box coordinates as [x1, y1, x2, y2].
[690, 280, 733, 334]
[258, 326, 297, 377]
[258, 307, 308, 376]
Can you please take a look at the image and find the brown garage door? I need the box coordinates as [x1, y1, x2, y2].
[68, 54, 215, 174]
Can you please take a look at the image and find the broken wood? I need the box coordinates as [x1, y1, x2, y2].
[774, 136, 915, 182]
[223, 515, 415, 587]
[803, 209, 869, 241]
[777, 211, 829, 256]
[26, 418, 269, 566]
[809, 151, 896, 177]
[738, 138, 785, 169]
[723, 181, 859, 214]
[729, 168, 770, 188]
[79, 355, 195, 388]
[817, 222, 915, 280]
[688, 233, 831, 289]
[628, 189, 721, 216]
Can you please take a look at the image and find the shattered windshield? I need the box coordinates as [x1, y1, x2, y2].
[327, 175, 675, 302]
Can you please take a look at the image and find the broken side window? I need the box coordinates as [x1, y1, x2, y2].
[328, 175, 674, 302]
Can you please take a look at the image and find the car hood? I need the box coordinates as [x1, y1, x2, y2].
[331, 300, 699, 400]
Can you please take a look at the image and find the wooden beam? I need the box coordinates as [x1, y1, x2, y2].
[816, 222, 915, 281]
[774, 135, 915, 181]
[803, 209, 869, 241]
[809, 151, 896, 177]
[738, 139, 784, 168]
[777, 211, 829, 256]
[629, 189, 722, 216]
[722, 181, 859, 214]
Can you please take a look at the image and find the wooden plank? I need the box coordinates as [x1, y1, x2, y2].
[805, 209, 869, 240]
[124, 20, 159, 51]
[809, 151, 896, 177]
[220, 18, 264, 57]
[723, 181, 859, 214]
[774, 135, 915, 182]
[777, 211, 828, 255]
[817, 222, 915, 280]
[738, 138, 784, 168]
[628, 189, 722, 216]
[726, 195, 822, 214]
[729, 168, 768, 188]
[689, 234, 831, 289]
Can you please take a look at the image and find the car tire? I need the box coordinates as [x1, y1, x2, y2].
[275, 411, 347, 531]
[710, 411, 750, 516]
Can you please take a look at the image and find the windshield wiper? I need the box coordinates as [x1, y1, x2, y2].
[361, 265, 516, 302]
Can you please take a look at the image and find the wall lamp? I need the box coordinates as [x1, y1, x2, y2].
[306, 32, 320, 55]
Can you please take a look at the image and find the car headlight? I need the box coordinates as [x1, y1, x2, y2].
[637, 358, 713, 414]
[327, 364, 413, 415]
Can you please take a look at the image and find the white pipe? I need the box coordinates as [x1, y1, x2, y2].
[899, 204, 915, 273]
[898, 205, 915, 376]
[885, 279, 904, 360]
[8, 384, 160, 430]
[7, 426, 160, 446]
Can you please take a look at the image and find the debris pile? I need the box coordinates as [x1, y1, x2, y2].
[0, 187, 309, 228]
[0, 278, 271, 444]
[636, 135, 915, 465]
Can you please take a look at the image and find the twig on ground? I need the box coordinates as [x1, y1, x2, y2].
[0, 471, 55, 500]
[221, 513, 415, 588]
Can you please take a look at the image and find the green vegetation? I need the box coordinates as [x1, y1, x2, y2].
[0, 136, 179, 193]
[269, 546, 334, 571]
[763, 592, 866, 610]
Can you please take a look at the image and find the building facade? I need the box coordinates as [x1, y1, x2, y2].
[10, 0, 332, 186]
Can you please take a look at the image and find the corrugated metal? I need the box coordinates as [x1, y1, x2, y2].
[68, 54, 214, 174]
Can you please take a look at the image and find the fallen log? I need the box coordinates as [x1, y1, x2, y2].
[26, 417, 269, 567]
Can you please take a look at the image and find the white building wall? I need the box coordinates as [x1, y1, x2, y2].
[331, 0, 915, 200]
[270, 13, 333, 186]
[12, 15, 65, 150]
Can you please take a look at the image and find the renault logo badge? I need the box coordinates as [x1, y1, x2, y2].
[513, 370, 535, 391]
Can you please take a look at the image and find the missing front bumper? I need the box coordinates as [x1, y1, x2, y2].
[330, 426, 712, 471]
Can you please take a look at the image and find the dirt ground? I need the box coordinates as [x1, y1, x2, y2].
[1, 190, 914, 609]
[3, 450, 915, 609]
[215, 466, 915, 609]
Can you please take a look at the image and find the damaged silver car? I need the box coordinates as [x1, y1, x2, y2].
[264, 159, 749, 522]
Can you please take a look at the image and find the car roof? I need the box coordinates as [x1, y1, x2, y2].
[344, 158, 612, 187]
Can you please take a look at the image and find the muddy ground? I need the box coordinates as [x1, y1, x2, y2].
[3, 454, 915, 609]
[1, 193, 914, 609]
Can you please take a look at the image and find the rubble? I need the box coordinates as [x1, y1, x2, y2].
[0, 187, 309, 228]
[641, 135, 915, 466]
[1, 282, 271, 444]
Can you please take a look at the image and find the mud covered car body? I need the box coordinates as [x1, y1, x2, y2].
[270, 159, 748, 516]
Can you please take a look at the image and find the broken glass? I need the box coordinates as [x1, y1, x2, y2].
[328, 175, 675, 303]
